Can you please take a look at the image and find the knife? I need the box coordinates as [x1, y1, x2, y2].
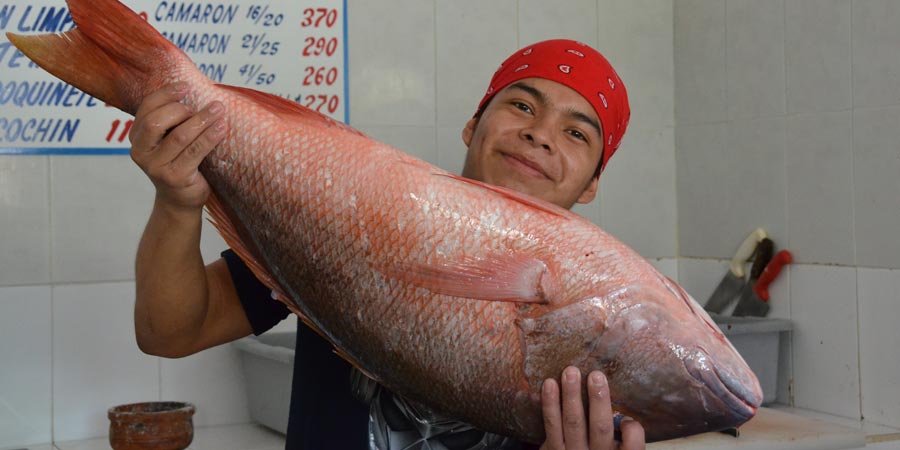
[704, 228, 767, 313]
[753, 250, 793, 302]
[731, 238, 775, 317]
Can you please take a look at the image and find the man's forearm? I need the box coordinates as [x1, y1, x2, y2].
[134, 197, 210, 356]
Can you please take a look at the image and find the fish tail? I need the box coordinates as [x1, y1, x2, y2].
[5, 0, 186, 115]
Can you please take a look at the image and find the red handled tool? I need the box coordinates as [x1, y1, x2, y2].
[753, 250, 793, 302]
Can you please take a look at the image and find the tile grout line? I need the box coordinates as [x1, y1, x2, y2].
[723, 0, 729, 122]
[48, 155, 55, 447]
[848, 0, 864, 422]
[781, 0, 795, 408]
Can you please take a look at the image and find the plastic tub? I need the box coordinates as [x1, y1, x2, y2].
[711, 314, 792, 405]
[232, 332, 296, 434]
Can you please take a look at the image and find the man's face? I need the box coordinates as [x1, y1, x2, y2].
[461, 78, 604, 210]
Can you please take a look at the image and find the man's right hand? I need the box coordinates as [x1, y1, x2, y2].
[129, 82, 227, 211]
[131, 84, 255, 359]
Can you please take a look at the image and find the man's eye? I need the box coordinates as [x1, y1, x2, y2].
[512, 102, 532, 114]
[569, 129, 587, 141]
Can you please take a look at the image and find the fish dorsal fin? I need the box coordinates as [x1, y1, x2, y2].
[216, 84, 366, 137]
[434, 173, 570, 219]
[377, 253, 556, 304]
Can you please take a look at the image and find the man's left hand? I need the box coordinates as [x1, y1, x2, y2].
[538, 366, 645, 450]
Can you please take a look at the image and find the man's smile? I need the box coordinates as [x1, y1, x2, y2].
[500, 151, 551, 180]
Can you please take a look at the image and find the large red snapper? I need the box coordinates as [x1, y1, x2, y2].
[7, 0, 763, 442]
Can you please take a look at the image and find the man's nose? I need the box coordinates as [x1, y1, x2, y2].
[521, 120, 554, 152]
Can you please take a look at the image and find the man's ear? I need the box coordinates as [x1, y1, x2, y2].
[576, 175, 600, 204]
[462, 117, 478, 147]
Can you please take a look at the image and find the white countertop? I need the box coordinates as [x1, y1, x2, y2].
[35, 407, 899, 450]
[649, 407, 869, 450]
[51, 423, 285, 450]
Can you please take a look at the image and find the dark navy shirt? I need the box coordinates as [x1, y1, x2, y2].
[222, 249, 369, 450]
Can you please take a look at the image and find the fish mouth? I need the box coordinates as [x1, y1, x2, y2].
[685, 348, 760, 421]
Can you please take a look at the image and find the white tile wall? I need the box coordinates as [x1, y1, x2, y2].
[789, 265, 860, 420]
[52, 282, 159, 441]
[852, 106, 900, 269]
[200, 213, 231, 265]
[674, 0, 727, 125]
[353, 125, 439, 167]
[675, 0, 900, 425]
[160, 345, 250, 428]
[857, 268, 900, 428]
[0, 156, 50, 285]
[786, 111, 854, 265]
[0, 286, 52, 448]
[347, 0, 436, 126]
[435, 125, 467, 176]
[784, 0, 852, 114]
[520, 0, 598, 48]
[678, 257, 732, 304]
[676, 118, 787, 258]
[435, 0, 518, 127]
[648, 258, 679, 282]
[599, 125, 677, 258]
[725, 0, 786, 120]
[851, 0, 900, 108]
[675, 122, 727, 257]
[50, 156, 154, 283]
[598, 0, 675, 129]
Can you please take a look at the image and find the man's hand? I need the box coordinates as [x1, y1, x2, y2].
[539, 366, 645, 450]
[129, 82, 227, 212]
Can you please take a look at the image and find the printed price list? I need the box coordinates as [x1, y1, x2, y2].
[0, 0, 347, 153]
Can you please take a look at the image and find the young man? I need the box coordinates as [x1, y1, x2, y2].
[130, 39, 645, 450]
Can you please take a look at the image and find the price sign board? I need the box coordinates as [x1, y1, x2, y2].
[0, 0, 348, 155]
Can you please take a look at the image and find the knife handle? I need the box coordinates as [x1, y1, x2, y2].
[754, 250, 793, 301]
[749, 238, 774, 281]
[730, 228, 767, 277]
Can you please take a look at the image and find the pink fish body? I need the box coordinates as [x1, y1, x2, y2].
[8, 0, 762, 443]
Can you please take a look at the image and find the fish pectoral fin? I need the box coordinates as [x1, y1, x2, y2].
[379, 253, 556, 304]
[216, 84, 367, 138]
[517, 299, 609, 388]
[434, 173, 571, 219]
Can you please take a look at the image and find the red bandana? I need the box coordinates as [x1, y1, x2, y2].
[476, 39, 630, 173]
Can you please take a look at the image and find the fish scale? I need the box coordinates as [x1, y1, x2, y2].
[8, 0, 764, 442]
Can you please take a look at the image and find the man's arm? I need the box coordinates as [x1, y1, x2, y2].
[131, 83, 253, 358]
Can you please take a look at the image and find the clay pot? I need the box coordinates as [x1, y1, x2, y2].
[108, 401, 196, 450]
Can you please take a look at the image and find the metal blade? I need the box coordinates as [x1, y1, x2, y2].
[731, 286, 770, 317]
[704, 272, 745, 313]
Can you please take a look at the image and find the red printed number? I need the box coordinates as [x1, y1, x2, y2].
[301, 8, 338, 27]
[304, 95, 339, 114]
[106, 119, 133, 143]
[303, 66, 338, 86]
[302, 37, 338, 57]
